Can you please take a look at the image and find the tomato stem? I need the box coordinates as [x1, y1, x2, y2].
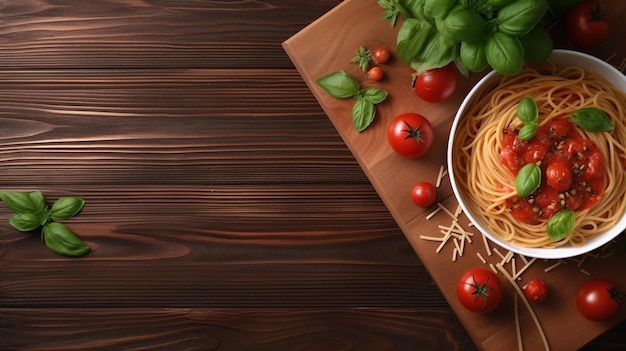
[589, 0, 608, 21]
[402, 120, 426, 143]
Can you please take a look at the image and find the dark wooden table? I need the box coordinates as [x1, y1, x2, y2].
[0, 1, 623, 350]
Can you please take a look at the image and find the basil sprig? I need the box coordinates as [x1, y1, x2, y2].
[316, 71, 388, 132]
[515, 163, 541, 197]
[546, 209, 575, 242]
[0, 190, 90, 257]
[516, 96, 539, 141]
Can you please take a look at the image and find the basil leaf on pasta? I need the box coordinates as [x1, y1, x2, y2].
[571, 107, 614, 132]
[518, 123, 537, 141]
[515, 163, 541, 197]
[547, 209, 575, 241]
[517, 96, 538, 124]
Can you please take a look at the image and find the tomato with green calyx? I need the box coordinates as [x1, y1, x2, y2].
[387, 113, 434, 159]
[411, 181, 437, 207]
[566, 0, 610, 49]
[414, 63, 459, 103]
[457, 268, 503, 313]
[577, 278, 623, 321]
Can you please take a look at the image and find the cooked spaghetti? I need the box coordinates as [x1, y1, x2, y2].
[452, 62, 626, 248]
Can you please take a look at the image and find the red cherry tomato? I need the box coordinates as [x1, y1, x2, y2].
[367, 66, 384, 81]
[576, 278, 623, 321]
[387, 113, 434, 159]
[414, 63, 459, 103]
[411, 181, 437, 207]
[545, 159, 573, 193]
[523, 279, 548, 303]
[372, 47, 390, 64]
[457, 268, 503, 313]
[566, 0, 610, 49]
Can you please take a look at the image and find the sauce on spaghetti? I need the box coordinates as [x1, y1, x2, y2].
[500, 118, 606, 224]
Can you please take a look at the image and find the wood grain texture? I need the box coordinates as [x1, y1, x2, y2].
[0, 0, 624, 350]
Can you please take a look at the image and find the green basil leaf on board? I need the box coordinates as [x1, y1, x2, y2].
[42, 222, 91, 257]
[460, 40, 489, 72]
[352, 97, 376, 133]
[50, 197, 86, 220]
[359, 87, 388, 105]
[497, 0, 549, 36]
[518, 123, 538, 141]
[0, 190, 47, 215]
[571, 107, 615, 132]
[0, 190, 90, 257]
[315, 71, 360, 99]
[547, 209, 576, 241]
[515, 163, 541, 197]
[9, 212, 42, 232]
[517, 96, 539, 124]
[437, 5, 487, 42]
[485, 32, 524, 76]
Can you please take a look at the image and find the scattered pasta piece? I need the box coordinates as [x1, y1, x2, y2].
[476, 251, 487, 264]
[481, 232, 492, 256]
[513, 257, 537, 280]
[544, 260, 561, 273]
[514, 293, 523, 351]
[497, 264, 550, 351]
[426, 206, 442, 220]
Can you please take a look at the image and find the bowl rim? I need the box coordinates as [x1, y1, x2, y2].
[447, 49, 626, 259]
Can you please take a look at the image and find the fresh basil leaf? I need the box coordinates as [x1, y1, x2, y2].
[410, 30, 458, 73]
[437, 4, 487, 42]
[359, 87, 388, 105]
[0, 190, 48, 214]
[517, 96, 538, 124]
[9, 212, 42, 232]
[518, 123, 537, 141]
[460, 40, 488, 72]
[397, 18, 433, 64]
[515, 163, 541, 197]
[42, 222, 90, 257]
[423, 0, 457, 19]
[497, 0, 549, 36]
[571, 107, 615, 132]
[485, 32, 524, 76]
[547, 209, 575, 241]
[50, 197, 85, 220]
[352, 97, 376, 133]
[315, 71, 359, 99]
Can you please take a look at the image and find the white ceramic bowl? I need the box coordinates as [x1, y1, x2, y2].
[448, 49, 626, 259]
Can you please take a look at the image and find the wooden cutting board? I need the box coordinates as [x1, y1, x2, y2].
[283, 0, 626, 350]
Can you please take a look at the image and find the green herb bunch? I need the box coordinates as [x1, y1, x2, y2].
[0, 190, 90, 257]
[378, 0, 553, 75]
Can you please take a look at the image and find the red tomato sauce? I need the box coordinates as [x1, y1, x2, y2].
[500, 118, 606, 224]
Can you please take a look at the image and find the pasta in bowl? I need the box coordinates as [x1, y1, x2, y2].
[448, 49, 626, 259]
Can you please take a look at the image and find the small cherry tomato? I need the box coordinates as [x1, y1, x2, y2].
[546, 159, 573, 193]
[566, 0, 610, 49]
[576, 278, 623, 321]
[372, 47, 390, 64]
[523, 279, 548, 303]
[411, 181, 437, 207]
[387, 113, 435, 159]
[414, 63, 459, 103]
[367, 66, 384, 81]
[457, 268, 503, 313]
